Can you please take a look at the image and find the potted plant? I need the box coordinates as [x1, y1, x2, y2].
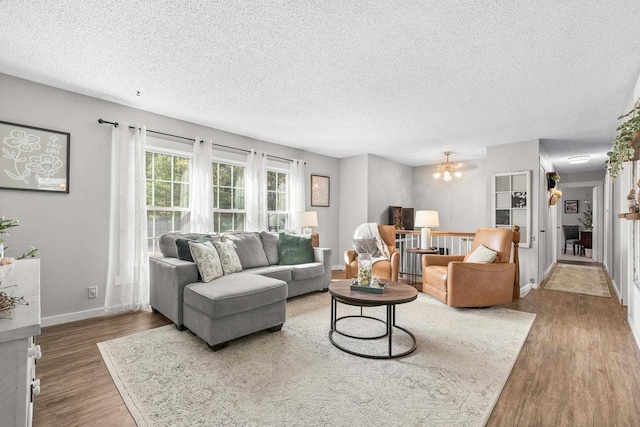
[0, 216, 38, 264]
[606, 102, 640, 179]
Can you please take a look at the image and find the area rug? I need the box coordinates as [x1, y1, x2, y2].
[544, 263, 611, 297]
[98, 292, 535, 426]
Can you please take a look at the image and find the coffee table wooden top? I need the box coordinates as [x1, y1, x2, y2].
[329, 280, 418, 305]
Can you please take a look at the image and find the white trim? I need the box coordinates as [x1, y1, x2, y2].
[42, 307, 107, 327]
[630, 313, 640, 351]
[520, 283, 532, 297]
[332, 265, 343, 271]
[146, 144, 193, 157]
[611, 278, 622, 302]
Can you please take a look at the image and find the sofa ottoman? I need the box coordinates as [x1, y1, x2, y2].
[182, 272, 288, 351]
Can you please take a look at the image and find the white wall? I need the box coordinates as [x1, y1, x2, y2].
[413, 158, 486, 232]
[367, 154, 414, 224]
[0, 73, 341, 322]
[486, 140, 540, 287]
[338, 154, 368, 265]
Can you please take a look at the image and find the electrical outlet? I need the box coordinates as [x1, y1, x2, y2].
[88, 286, 97, 299]
[529, 278, 535, 283]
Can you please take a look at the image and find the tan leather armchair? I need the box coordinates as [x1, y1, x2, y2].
[344, 224, 400, 282]
[421, 227, 520, 307]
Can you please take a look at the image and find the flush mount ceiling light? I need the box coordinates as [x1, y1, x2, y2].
[567, 155, 591, 164]
[433, 151, 462, 182]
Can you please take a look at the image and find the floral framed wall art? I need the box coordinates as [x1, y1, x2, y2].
[311, 174, 330, 207]
[0, 121, 70, 193]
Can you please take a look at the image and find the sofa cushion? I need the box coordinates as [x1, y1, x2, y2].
[176, 235, 219, 262]
[243, 265, 293, 282]
[223, 233, 270, 269]
[188, 241, 224, 283]
[260, 231, 280, 265]
[213, 240, 243, 275]
[184, 273, 287, 318]
[290, 262, 324, 281]
[465, 245, 497, 263]
[278, 232, 315, 265]
[352, 238, 381, 257]
[160, 233, 211, 258]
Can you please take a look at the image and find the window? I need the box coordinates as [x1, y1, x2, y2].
[212, 161, 246, 232]
[146, 151, 191, 256]
[267, 170, 288, 231]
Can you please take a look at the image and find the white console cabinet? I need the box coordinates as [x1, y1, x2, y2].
[0, 259, 41, 427]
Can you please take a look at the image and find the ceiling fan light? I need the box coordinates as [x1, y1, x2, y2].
[454, 171, 462, 178]
[433, 172, 441, 179]
[443, 171, 452, 181]
[567, 155, 590, 164]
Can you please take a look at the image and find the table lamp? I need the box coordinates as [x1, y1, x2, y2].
[298, 211, 318, 235]
[414, 210, 439, 249]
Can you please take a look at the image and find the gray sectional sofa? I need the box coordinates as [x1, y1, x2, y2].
[149, 231, 332, 350]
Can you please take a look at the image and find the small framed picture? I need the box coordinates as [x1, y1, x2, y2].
[564, 200, 578, 214]
[0, 121, 70, 193]
[311, 175, 330, 207]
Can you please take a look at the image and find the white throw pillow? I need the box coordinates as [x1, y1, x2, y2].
[189, 241, 224, 282]
[465, 245, 498, 263]
[213, 240, 243, 275]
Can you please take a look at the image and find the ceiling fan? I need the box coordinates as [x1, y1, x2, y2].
[433, 151, 463, 182]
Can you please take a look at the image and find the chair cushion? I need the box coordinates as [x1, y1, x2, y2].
[465, 245, 497, 263]
[188, 241, 224, 283]
[184, 273, 287, 318]
[424, 266, 448, 292]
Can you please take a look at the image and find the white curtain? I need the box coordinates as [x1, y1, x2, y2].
[190, 138, 213, 232]
[246, 150, 267, 231]
[105, 122, 149, 312]
[289, 159, 306, 231]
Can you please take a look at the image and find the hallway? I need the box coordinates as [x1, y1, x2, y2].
[489, 260, 640, 426]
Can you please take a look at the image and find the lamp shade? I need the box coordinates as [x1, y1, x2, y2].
[298, 211, 318, 228]
[414, 210, 439, 228]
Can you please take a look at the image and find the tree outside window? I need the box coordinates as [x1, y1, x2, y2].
[212, 161, 246, 232]
[267, 170, 288, 231]
[146, 151, 190, 256]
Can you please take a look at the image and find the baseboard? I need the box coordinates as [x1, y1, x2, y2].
[42, 307, 107, 327]
[332, 265, 343, 271]
[611, 278, 622, 303]
[520, 283, 532, 297]
[630, 313, 640, 351]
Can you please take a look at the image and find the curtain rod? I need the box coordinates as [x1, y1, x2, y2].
[97, 119, 303, 164]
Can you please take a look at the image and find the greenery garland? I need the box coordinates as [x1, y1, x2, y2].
[606, 102, 640, 179]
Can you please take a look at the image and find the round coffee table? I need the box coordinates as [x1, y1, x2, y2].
[328, 280, 418, 359]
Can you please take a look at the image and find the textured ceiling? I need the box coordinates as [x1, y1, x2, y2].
[1, 1, 640, 171]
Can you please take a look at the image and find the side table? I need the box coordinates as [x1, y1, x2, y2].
[405, 248, 439, 288]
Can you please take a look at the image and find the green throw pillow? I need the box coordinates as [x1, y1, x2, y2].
[176, 235, 216, 262]
[278, 232, 315, 265]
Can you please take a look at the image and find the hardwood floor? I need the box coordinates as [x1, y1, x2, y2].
[33, 266, 640, 426]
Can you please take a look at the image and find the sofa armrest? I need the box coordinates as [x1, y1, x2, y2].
[314, 247, 333, 289]
[149, 256, 199, 327]
[422, 254, 465, 268]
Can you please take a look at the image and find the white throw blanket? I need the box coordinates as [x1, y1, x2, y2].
[353, 223, 390, 264]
